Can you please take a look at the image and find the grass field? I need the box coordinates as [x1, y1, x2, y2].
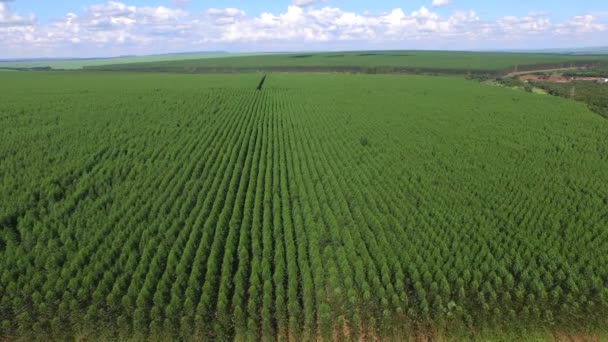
[88, 50, 608, 74]
[1, 71, 608, 340]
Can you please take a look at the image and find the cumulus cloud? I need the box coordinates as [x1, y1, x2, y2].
[432, 0, 451, 7]
[0, 2, 36, 54]
[206, 8, 245, 25]
[0, 2, 35, 26]
[562, 14, 606, 33]
[0, 1, 606, 58]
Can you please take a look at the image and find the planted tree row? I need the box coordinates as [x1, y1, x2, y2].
[1, 72, 608, 340]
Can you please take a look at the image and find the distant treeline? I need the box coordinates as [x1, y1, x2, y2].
[505, 61, 608, 73]
[88, 65, 500, 76]
[562, 67, 608, 78]
[536, 81, 608, 118]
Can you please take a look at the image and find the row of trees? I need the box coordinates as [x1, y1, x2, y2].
[2, 73, 608, 340]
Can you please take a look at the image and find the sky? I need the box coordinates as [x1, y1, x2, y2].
[1, 0, 607, 59]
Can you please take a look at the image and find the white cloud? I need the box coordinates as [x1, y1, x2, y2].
[562, 14, 606, 33]
[205, 8, 245, 26]
[0, 1, 607, 58]
[0, 2, 35, 26]
[432, 0, 451, 7]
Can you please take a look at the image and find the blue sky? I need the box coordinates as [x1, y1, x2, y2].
[11, 0, 608, 22]
[2, 0, 607, 58]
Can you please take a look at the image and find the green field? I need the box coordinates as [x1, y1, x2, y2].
[1, 71, 608, 340]
[88, 50, 608, 74]
[0, 53, 260, 70]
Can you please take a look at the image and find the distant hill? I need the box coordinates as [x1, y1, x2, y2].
[501, 47, 608, 55]
[0, 51, 233, 70]
[0, 51, 227, 63]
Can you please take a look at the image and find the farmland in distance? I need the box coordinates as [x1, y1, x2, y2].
[88, 50, 608, 75]
[1, 72, 608, 340]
